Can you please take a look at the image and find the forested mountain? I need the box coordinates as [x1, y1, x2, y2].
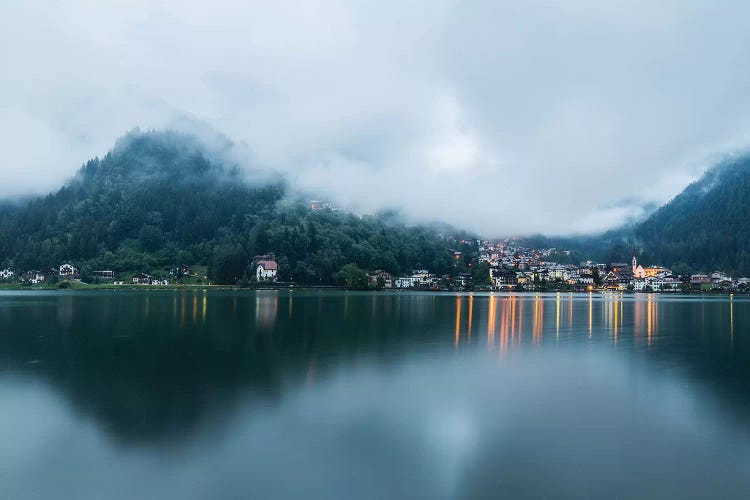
[0, 130, 467, 284]
[519, 154, 750, 276]
[633, 154, 750, 275]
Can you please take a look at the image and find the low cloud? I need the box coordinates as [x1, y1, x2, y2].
[3, 1, 750, 235]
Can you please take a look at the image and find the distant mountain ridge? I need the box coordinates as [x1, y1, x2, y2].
[631, 154, 750, 275]
[0, 130, 466, 284]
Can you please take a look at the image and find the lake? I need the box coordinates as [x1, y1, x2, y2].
[0, 290, 748, 499]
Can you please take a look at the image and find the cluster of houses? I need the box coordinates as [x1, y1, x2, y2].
[0, 256, 282, 287]
[486, 250, 750, 293]
[365, 269, 473, 291]
[3, 239, 748, 292]
[0, 264, 80, 285]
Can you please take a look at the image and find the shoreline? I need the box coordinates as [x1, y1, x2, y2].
[0, 283, 745, 296]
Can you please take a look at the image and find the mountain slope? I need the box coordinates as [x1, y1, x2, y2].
[634, 154, 750, 275]
[0, 130, 466, 283]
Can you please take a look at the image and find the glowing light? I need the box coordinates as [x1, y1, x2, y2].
[533, 294, 543, 346]
[613, 294, 618, 345]
[588, 292, 593, 338]
[555, 293, 561, 341]
[467, 294, 473, 339]
[487, 294, 497, 348]
[455, 296, 462, 347]
[647, 294, 653, 349]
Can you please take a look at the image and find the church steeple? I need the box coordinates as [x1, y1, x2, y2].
[632, 254, 637, 274]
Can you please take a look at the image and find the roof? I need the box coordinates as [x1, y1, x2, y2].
[257, 260, 278, 271]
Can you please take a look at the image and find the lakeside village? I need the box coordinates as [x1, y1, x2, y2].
[2, 239, 750, 293]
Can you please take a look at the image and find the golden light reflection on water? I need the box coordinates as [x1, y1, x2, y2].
[555, 293, 561, 341]
[588, 293, 593, 338]
[499, 297, 509, 354]
[467, 294, 473, 339]
[518, 296, 523, 343]
[463, 293, 671, 352]
[533, 294, 543, 346]
[646, 294, 658, 349]
[255, 292, 279, 330]
[568, 293, 573, 330]
[455, 296, 461, 347]
[633, 298, 643, 340]
[510, 295, 517, 346]
[613, 294, 618, 345]
[487, 295, 497, 347]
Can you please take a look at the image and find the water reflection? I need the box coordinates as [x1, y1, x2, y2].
[255, 291, 278, 330]
[0, 291, 748, 499]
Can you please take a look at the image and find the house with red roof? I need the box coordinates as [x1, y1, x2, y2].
[256, 260, 278, 282]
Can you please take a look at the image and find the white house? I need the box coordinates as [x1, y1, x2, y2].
[26, 270, 45, 284]
[132, 273, 153, 284]
[256, 260, 278, 282]
[0, 268, 14, 280]
[631, 278, 648, 291]
[395, 276, 420, 288]
[59, 263, 78, 278]
[652, 276, 682, 292]
[549, 265, 567, 280]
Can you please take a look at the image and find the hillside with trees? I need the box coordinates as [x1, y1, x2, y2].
[633, 154, 750, 275]
[0, 130, 468, 284]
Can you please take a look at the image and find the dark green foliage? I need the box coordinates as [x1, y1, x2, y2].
[0, 130, 461, 284]
[634, 155, 750, 275]
[337, 263, 369, 289]
[208, 243, 247, 284]
[472, 261, 491, 287]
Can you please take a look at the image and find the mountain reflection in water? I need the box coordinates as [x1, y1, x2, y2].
[0, 291, 749, 499]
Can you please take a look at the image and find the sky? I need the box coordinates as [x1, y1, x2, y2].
[2, 1, 750, 236]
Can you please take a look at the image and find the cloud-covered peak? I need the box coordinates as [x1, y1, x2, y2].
[3, 1, 750, 235]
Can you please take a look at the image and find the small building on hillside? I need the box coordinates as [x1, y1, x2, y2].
[92, 270, 114, 280]
[602, 270, 630, 291]
[256, 260, 278, 282]
[690, 274, 711, 291]
[24, 270, 45, 284]
[0, 268, 14, 280]
[59, 263, 78, 278]
[368, 270, 392, 288]
[490, 267, 517, 289]
[170, 264, 191, 277]
[455, 272, 473, 288]
[132, 273, 153, 284]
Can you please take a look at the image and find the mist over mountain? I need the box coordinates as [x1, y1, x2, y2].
[632, 154, 750, 275]
[526, 153, 750, 276]
[0, 130, 471, 283]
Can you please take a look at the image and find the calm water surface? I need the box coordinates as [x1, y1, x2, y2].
[1, 290, 749, 499]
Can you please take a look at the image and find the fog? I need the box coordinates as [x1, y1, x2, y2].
[3, 1, 750, 235]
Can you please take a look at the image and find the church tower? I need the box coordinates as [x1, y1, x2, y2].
[632, 254, 637, 274]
